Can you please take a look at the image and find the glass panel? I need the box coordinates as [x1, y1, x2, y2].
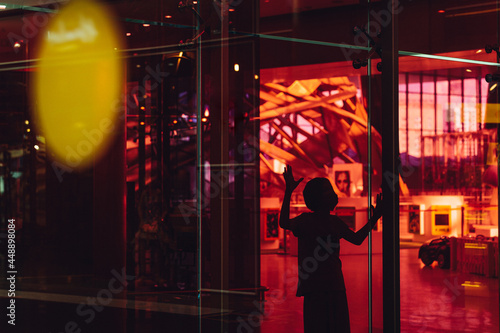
[399, 54, 500, 332]
[0, 1, 385, 332]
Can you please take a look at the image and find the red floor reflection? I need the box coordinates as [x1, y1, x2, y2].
[260, 248, 499, 333]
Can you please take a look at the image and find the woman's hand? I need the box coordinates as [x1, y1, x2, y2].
[283, 165, 304, 194]
[371, 193, 383, 220]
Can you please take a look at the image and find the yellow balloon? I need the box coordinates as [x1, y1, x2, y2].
[32, 0, 123, 170]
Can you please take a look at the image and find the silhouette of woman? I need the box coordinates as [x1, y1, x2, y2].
[279, 165, 383, 333]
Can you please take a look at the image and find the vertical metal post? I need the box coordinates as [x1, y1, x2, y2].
[366, 3, 373, 331]
[196, 1, 203, 329]
[381, 0, 400, 332]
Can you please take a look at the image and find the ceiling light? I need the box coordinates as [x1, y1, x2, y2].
[466, 69, 472, 72]
[165, 15, 172, 19]
[0, 4, 7, 10]
[234, 63, 240, 72]
[126, 32, 131, 36]
[438, 10, 445, 13]
[143, 23, 150, 27]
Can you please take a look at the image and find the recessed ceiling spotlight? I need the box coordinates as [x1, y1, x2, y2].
[438, 10, 445, 13]
[165, 15, 172, 19]
[143, 23, 150, 27]
[126, 32, 132, 36]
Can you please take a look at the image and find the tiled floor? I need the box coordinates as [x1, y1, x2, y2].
[260, 249, 499, 333]
[1, 248, 498, 332]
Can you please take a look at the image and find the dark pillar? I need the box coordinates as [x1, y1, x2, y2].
[208, 0, 231, 306]
[200, 0, 260, 324]
[93, 112, 127, 281]
[381, 0, 400, 332]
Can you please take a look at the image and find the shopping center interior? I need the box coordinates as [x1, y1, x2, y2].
[0, 0, 499, 332]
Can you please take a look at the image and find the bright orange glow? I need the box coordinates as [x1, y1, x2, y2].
[476, 49, 483, 54]
[438, 9, 445, 13]
[140, 121, 145, 126]
[464, 243, 487, 249]
[126, 32, 131, 36]
[201, 117, 207, 122]
[32, 0, 123, 170]
[143, 23, 150, 27]
[165, 15, 172, 19]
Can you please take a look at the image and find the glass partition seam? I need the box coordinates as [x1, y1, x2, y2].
[196, 0, 202, 330]
[230, 30, 371, 51]
[398, 51, 500, 67]
[367, 2, 373, 333]
[4, 4, 198, 30]
[1, 4, 55, 13]
[121, 17, 194, 30]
